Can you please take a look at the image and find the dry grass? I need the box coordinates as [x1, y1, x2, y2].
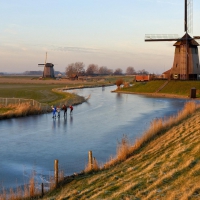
[84, 158, 100, 173]
[0, 172, 44, 200]
[0, 103, 43, 119]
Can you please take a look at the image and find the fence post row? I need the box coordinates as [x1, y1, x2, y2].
[0, 98, 51, 110]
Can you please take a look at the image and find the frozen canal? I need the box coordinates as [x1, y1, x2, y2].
[0, 85, 192, 189]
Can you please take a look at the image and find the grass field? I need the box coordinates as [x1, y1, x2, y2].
[0, 75, 134, 104]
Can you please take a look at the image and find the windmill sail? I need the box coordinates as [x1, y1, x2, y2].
[186, 0, 193, 33]
[145, 34, 179, 42]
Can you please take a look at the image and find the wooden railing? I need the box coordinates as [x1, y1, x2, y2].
[0, 98, 50, 111]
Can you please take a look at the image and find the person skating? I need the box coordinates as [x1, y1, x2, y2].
[69, 105, 73, 114]
[52, 105, 57, 118]
[62, 104, 67, 117]
[57, 106, 61, 118]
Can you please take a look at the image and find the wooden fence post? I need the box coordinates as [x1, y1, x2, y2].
[41, 183, 44, 197]
[54, 159, 59, 187]
[88, 150, 93, 170]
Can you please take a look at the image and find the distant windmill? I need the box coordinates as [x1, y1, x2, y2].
[38, 52, 55, 78]
[145, 0, 200, 80]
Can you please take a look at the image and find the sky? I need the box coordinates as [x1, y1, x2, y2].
[1, 0, 200, 74]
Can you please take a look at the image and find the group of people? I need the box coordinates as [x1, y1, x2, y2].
[51, 104, 73, 118]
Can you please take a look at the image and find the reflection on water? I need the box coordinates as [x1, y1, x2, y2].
[70, 115, 73, 125]
[0, 85, 196, 189]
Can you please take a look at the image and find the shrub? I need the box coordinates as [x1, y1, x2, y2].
[116, 79, 124, 90]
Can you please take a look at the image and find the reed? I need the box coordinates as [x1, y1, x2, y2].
[84, 158, 100, 173]
[29, 176, 35, 197]
[0, 103, 43, 119]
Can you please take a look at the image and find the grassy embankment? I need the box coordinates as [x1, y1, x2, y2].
[120, 80, 200, 98]
[38, 101, 200, 200]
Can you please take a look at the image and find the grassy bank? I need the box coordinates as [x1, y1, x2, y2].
[0, 84, 85, 119]
[0, 75, 133, 118]
[121, 80, 200, 98]
[36, 101, 200, 200]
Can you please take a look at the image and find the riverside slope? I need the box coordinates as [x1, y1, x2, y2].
[42, 109, 200, 200]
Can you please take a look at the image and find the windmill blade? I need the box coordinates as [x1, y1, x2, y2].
[45, 52, 47, 64]
[187, 0, 193, 33]
[145, 34, 179, 42]
[194, 36, 200, 39]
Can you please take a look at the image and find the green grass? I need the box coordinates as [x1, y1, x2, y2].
[121, 80, 166, 93]
[0, 107, 13, 114]
[0, 84, 76, 104]
[121, 80, 200, 97]
[159, 81, 200, 97]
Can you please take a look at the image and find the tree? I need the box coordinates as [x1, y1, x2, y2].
[116, 78, 124, 90]
[98, 66, 112, 75]
[114, 68, 123, 75]
[65, 62, 85, 77]
[99, 66, 107, 75]
[126, 66, 136, 75]
[107, 69, 113, 75]
[86, 64, 99, 75]
[137, 69, 149, 75]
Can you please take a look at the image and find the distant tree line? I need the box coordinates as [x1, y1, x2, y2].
[65, 62, 149, 77]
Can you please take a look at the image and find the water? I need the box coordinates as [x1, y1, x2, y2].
[0, 85, 193, 189]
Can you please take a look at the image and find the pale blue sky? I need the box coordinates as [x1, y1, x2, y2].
[0, 0, 200, 73]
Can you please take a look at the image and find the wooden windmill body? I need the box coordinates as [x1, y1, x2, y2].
[145, 0, 200, 80]
[38, 52, 55, 78]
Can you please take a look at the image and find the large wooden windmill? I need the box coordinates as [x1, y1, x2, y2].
[145, 0, 200, 80]
[38, 52, 55, 78]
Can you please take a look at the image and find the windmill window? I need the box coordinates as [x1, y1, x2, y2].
[176, 64, 178, 68]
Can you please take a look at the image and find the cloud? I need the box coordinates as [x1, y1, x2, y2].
[52, 46, 100, 54]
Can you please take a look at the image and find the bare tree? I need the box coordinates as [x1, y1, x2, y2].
[126, 66, 136, 75]
[137, 69, 149, 75]
[107, 69, 113, 75]
[99, 66, 112, 75]
[114, 68, 123, 75]
[86, 64, 99, 75]
[65, 62, 85, 77]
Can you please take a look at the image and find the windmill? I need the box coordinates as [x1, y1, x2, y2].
[38, 52, 55, 78]
[145, 0, 200, 80]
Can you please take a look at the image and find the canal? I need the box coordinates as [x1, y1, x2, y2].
[0, 85, 191, 189]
